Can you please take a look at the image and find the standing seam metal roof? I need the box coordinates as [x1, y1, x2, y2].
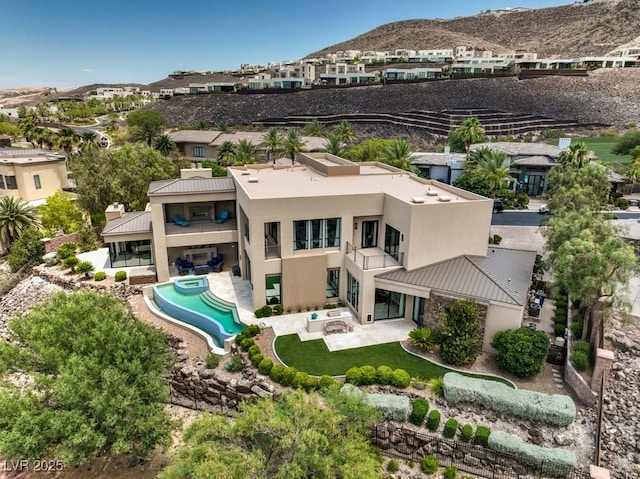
[148, 176, 236, 195]
[102, 211, 152, 235]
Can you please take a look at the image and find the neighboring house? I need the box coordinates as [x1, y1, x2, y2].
[411, 150, 466, 183]
[102, 153, 536, 352]
[168, 130, 221, 160]
[319, 63, 376, 85]
[0, 146, 69, 205]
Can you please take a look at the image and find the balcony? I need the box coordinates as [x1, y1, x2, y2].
[345, 242, 403, 270]
[165, 219, 237, 236]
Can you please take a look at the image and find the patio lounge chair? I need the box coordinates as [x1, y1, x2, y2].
[214, 210, 229, 224]
[176, 257, 193, 275]
[172, 214, 189, 227]
[207, 254, 223, 268]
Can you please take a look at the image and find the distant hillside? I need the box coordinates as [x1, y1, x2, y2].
[308, 0, 640, 58]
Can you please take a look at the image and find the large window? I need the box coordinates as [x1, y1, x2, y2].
[33, 175, 41, 189]
[374, 288, 405, 320]
[384, 224, 401, 260]
[326, 268, 339, 299]
[192, 146, 205, 157]
[266, 275, 281, 305]
[347, 272, 359, 311]
[108, 240, 153, 268]
[361, 220, 378, 248]
[294, 218, 341, 250]
[4, 176, 17, 190]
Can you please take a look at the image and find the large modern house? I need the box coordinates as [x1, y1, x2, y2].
[102, 153, 536, 351]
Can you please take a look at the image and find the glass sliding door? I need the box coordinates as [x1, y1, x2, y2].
[361, 220, 378, 248]
[374, 288, 405, 320]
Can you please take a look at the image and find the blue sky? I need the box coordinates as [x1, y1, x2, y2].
[1, 0, 570, 90]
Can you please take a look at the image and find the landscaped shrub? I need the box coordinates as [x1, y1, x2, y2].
[571, 317, 584, 338]
[474, 425, 491, 447]
[318, 374, 339, 390]
[553, 324, 566, 337]
[391, 368, 411, 388]
[340, 383, 366, 401]
[363, 393, 410, 422]
[359, 365, 377, 385]
[443, 373, 576, 426]
[56, 242, 77, 260]
[491, 327, 550, 377]
[205, 353, 220, 369]
[617, 197, 630, 210]
[439, 299, 481, 366]
[93, 271, 106, 281]
[63, 256, 79, 270]
[242, 324, 261, 337]
[444, 466, 458, 479]
[259, 305, 273, 318]
[76, 261, 94, 277]
[443, 418, 458, 439]
[269, 364, 286, 383]
[427, 410, 441, 431]
[273, 304, 284, 315]
[376, 365, 394, 385]
[410, 398, 429, 426]
[293, 371, 318, 392]
[488, 430, 577, 476]
[225, 355, 243, 372]
[247, 344, 261, 358]
[491, 233, 502, 245]
[554, 311, 567, 325]
[250, 353, 264, 368]
[428, 376, 444, 396]
[408, 326, 439, 350]
[572, 351, 588, 371]
[460, 424, 473, 443]
[239, 337, 255, 351]
[573, 340, 590, 355]
[421, 454, 439, 474]
[345, 367, 363, 385]
[387, 459, 399, 473]
[280, 366, 298, 387]
[114, 270, 127, 282]
[257, 358, 273, 375]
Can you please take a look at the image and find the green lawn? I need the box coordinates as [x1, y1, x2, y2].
[274, 334, 513, 387]
[545, 136, 632, 164]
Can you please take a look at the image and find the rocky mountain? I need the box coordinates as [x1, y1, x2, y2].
[307, 0, 640, 58]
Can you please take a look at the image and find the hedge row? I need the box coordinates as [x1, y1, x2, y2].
[345, 365, 411, 388]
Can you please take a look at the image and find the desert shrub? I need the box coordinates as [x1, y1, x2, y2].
[460, 424, 473, 443]
[225, 355, 243, 372]
[421, 455, 439, 474]
[554, 324, 566, 336]
[269, 364, 286, 383]
[359, 365, 377, 385]
[114, 270, 127, 282]
[345, 367, 363, 385]
[239, 337, 255, 351]
[412, 376, 427, 390]
[443, 418, 458, 439]
[387, 459, 399, 473]
[376, 365, 394, 385]
[75, 261, 95, 277]
[363, 394, 410, 422]
[572, 351, 588, 371]
[280, 366, 298, 387]
[391, 368, 411, 388]
[257, 358, 273, 375]
[93, 271, 106, 281]
[318, 375, 339, 390]
[427, 410, 441, 431]
[205, 353, 219, 369]
[428, 376, 444, 396]
[410, 398, 429, 426]
[63, 256, 79, 270]
[408, 327, 439, 350]
[56, 242, 77, 260]
[250, 353, 264, 368]
[339, 383, 365, 401]
[474, 425, 491, 447]
[491, 327, 550, 377]
[573, 340, 590, 355]
[444, 466, 458, 479]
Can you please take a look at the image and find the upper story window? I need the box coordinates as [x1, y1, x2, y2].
[192, 146, 205, 158]
[294, 218, 341, 251]
[384, 224, 401, 260]
[34, 175, 41, 189]
[4, 176, 17, 190]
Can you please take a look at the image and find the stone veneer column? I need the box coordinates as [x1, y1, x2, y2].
[589, 465, 610, 479]
[591, 348, 615, 392]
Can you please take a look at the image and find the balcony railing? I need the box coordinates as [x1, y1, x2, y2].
[345, 242, 403, 270]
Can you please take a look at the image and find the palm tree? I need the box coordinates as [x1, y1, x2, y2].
[216, 120, 232, 133]
[79, 131, 98, 152]
[230, 139, 257, 165]
[457, 117, 486, 159]
[304, 119, 325, 137]
[154, 134, 178, 157]
[472, 150, 517, 197]
[195, 121, 208, 131]
[35, 102, 51, 122]
[284, 129, 304, 164]
[217, 141, 236, 166]
[383, 139, 413, 170]
[558, 142, 590, 169]
[466, 146, 493, 171]
[0, 196, 41, 248]
[261, 127, 284, 162]
[324, 133, 345, 156]
[334, 120, 356, 144]
[56, 127, 80, 153]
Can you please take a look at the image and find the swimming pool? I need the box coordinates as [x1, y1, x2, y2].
[153, 277, 245, 348]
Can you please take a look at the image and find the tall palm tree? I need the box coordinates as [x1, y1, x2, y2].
[154, 134, 178, 157]
[0, 196, 41, 248]
[261, 127, 284, 162]
[284, 129, 304, 164]
[558, 142, 591, 169]
[324, 133, 345, 156]
[383, 139, 413, 170]
[79, 131, 98, 152]
[472, 150, 517, 197]
[457, 117, 486, 159]
[303, 119, 325, 137]
[230, 139, 257, 165]
[56, 127, 80, 153]
[217, 141, 236, 166]
[334, 120, 356, 144]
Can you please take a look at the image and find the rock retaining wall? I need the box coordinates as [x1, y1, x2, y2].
[35, 268, 142, 300]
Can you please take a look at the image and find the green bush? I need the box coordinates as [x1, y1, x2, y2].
[410, 398, 429, 426]
[554, 308, 567, 323]
[387, 459, 399, 473]
[408, 327, 439, 350]
[76, 260, 94, 276]
[572, 351, 588, 371]
[427, 410, 441, 431]
[491, 327, 550, 377]
[205, 353, 219, 369]
[239, 337, 255, 351]
[257, 358, 273, 375]
[114, 270, 127, 282]
[255, 305, 273, 318]
[345, 367, 363, 385]
[554, 324, 566, 336]
[93, 271, 106, 281]
[617, 198, 630, 210]
[63, 256, 79, 270]
[376, 365, 394, 385]
[391, 368, 411, 388]
[269, 364, 286, 383]
[243, 324, 261, 337]
[444, 466, 458, 479]
[574, 340, 590, 355]
[280, 366, 298, 387]
[273, 304, 284, 315]
[247, 344, 261, 357]
[491, 233, 502, 245]
[292, 371, 318, 392]
[360, 365, 377, 385]
[421, 454, 439, 474]
[428, 377, 444, 396]
[460, 424, 473, 443]
[56, 242, 77, 260]
[250, 353, 264, 368]
[443, 418, 458, 439]
[7, 227, 44, 272]
[474, 425, 491, 447]
[225, 355, 243, 372]
[318, 375, 339, 390]
[571, 318, 584, 338]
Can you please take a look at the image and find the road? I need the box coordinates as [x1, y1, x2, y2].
[492, 211, 640, 226]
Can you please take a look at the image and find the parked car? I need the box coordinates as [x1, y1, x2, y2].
[493, 199, 504, 213]
[538, 204, 550, 214]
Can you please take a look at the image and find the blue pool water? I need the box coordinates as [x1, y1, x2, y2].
[153, 278, 245, 348]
